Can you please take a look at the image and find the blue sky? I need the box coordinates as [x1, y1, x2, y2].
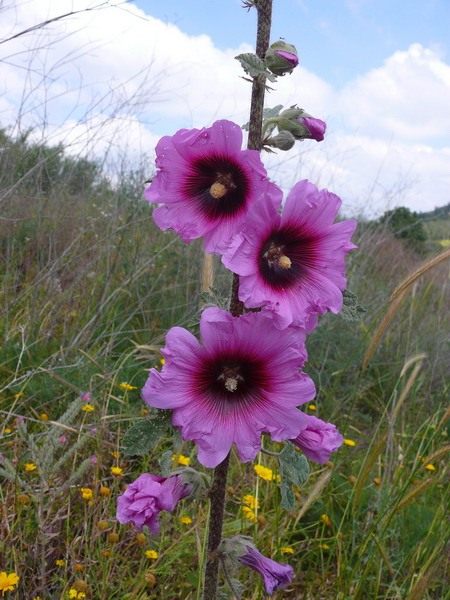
[135, 0, 450, 85]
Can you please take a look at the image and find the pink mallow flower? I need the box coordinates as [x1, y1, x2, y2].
[116, 473, 191, 534]
[145, 120, 281, 253]
[238, 545, 294, 594]
[142, 307, 315, 468]
[222, 180, 357, 329]
[291, 414, 343, 463]
[298, 116, 326, 141]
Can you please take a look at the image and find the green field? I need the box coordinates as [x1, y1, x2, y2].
[1, 136, 449, 599]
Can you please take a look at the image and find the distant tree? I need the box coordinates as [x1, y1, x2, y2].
[379, 207, 427, 252]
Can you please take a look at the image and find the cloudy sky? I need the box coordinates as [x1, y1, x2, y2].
[1, 0, 449, 216]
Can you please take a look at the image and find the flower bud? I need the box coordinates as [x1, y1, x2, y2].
[277, 107, 327, 142]
[266, 130, 296, 151]
[220, 536, 294, 595]
[265, 40, 298, 76]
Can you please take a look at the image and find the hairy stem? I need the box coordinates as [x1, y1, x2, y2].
[202, 2, 273, 599]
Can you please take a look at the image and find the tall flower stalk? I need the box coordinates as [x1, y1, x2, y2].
[202, 2, 273, 597]
[118, 0, 356, 598]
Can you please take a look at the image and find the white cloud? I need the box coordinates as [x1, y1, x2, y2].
[1, 1, 449, 215]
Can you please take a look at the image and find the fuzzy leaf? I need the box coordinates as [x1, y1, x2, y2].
[235, 53, 277, 82]
[159, 450, 173, 476]
[341, 289, 367, 322]
[279, 442, 310, 487]
[280, 480, 296, 510]
[122, 417, 168, 456]
[263, 104, 284, 119]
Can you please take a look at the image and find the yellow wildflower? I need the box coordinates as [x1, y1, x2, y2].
[39, 412, 49, 421]
[373, 476, 382, 486]
[242, 506, 258, 523]
[343, 438, 357, 447]
[242, 494, 259, 510]
[0, 571, 19, 594]
[3, 427, 12, 434]
[254, 464, 280, 482]
[145, 549, 159, 560]
[172, 453, 190, 466]
[110, 466, 123, 477]
[55, 559, 66, 567]
[80, 487, 93, 501]
[111, 450, 120, 459]
[179, 515, 192, 525]
[160, 357, 165, 366]
[119, 382, 137, 391]
[424, 463, 436, 472]
[99, 485, 111, 497]
[68, 590, 86, 600]
[24, 462, 37, 472]
[308, 403, 317, 411]
[81, 403, 95, 413]
[319, 543, 330, 550]
[280, 546, 295, 555]
[97, 520, 109, 531]
[320, 513, 332, 527]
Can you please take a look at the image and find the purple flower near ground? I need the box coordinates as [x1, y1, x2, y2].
[145, 120, 282, 253]
[142, 307, 315, 468]
[238, 546, 294, 594]
[222, 180, 357, 329]
[291, 414, 343, 463]
[116, 473, 191, 533]
[298, 116, 326, 141]
[275, 49, 299, 67]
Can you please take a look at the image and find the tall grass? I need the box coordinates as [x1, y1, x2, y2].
[1, 135, 449, 598]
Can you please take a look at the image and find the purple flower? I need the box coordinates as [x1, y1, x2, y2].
[291, 414, 343, 463]
[116, 473, 191, 533]
[275, 49, 299, 67]
[238, 546, 294, 594]
[145, 120, 281, 253]
[142, 307, 315, 468]
[222, 180, 357, 329]
[80, 391, 92, 403]
[58, 434, 68, 445]
[298, 116, 326, 141]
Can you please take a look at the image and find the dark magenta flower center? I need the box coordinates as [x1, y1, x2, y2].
[197, 352, 268, 404]
[259, 224, 318, 289]
[182, 155, 249, 220]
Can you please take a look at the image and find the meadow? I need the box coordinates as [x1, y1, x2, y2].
[1, 133, 449, 599]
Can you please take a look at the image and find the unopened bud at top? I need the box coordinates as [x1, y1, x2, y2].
[265, 40, 298, 76]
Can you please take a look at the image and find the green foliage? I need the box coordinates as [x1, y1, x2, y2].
[341, 289, 367, 322]
[122, 415, 170, 456]
[278, 443, 310, 510]
[379, 206, 427, 251]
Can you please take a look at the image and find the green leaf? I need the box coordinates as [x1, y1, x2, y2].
[235, 53, 277, 82]
[279, 442, 310, 487]
[122, 417, 168, 456]
[263, 104, 284, 119]
[159, 450, 173, 476]
[280, 480, 296, 510]
[341, 289, 367, 322]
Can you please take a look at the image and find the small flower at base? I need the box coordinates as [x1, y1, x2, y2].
[80, 487, 93, 501]
[110, 466, 123, 477]
[172, 453, 190, 466]
[81, 403, 95, 413]
[0, 571, 19, 594]
[320, 513, 332, 527]
[179, 515, 193, 525]
[116, 473, 192, 533]
[242, 494, 259, 510]
[280, 546, 295, 555]
[221, 536, 294, 595]
[343, 438, 357, 447]
[424, 463, 436, 472]
[254, 464, 280, 482]
[145, 549, 159, 560]
[99, 485, 111, 497]
[242, 506, 258, 523]
[39, 412, 49, 421]
[24, 462, 37, 472]
[119, 382, 138, 391]
[265, 40, 299, 75]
